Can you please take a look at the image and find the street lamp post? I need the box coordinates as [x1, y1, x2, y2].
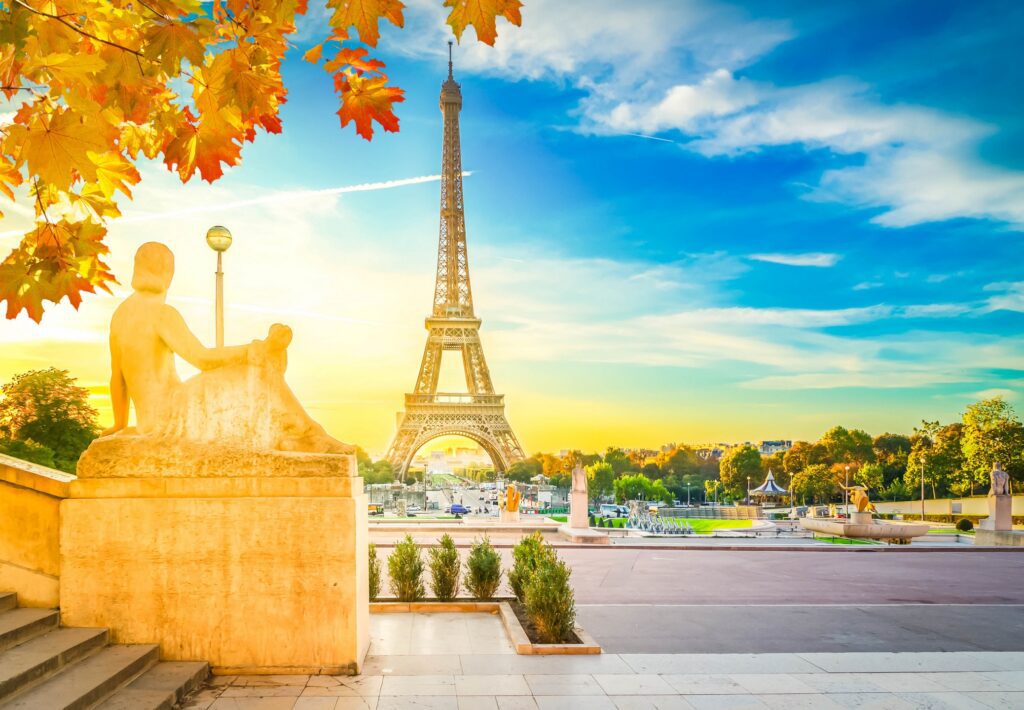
[686, 485, 691, 507]
[920, 452, 926, 522]
[205, 225, 233, 347]
[746, 476, 751, 505]
[844, 464, 850, 518]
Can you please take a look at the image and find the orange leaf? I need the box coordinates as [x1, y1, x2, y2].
[444, 0, 522, 46]
[327, 0, 404, 47]
[303, 43, 324, 63]
[336, 71, 404, 140]
[163, 109, 244, 182]
[143, 20, 208, 74]
[324, 47, 386, 75]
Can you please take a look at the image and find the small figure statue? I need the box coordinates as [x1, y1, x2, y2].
[102, 242, 352, 454]
[990, 462, 1011, 497]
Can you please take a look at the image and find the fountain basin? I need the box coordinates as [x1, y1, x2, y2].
[800, 513, 929, 544]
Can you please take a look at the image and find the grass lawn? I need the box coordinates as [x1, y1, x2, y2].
[929, 528, 974, 535]
[427, 473, 464, 486]
[814, 535, 880, 545]
[551, 515, 754, 534]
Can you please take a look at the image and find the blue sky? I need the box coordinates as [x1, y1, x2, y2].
[4, 0, 1022, 454]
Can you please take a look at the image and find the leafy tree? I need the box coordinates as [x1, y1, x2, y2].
[507, 457, 540, 483]
[0, 367, 98, 472]
[612, 473, 671, 504]
[790, 464, 838, 504]
[961, 397, 1024, 490]
[703, 479, 721, 503]
[603, 447, 630, 475]
[0, 0, 524, 321]
[854, 462, 884, 492]
[873, 432, 911, 485]
[718, 445, 762, 500]
[783, 441, 825, 473]
[586, 462, 614, 501]
[907, 421, 963, 498]
[0, 437, 56, 468]
[819, 426, 875, 465]
[881, 478, 913, 501]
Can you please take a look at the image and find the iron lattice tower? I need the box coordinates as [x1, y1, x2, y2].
[385, 46, 525, 477]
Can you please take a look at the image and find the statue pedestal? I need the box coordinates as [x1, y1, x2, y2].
[569, 489, 589, 530]
[979, 494, 1012, 532]
[61, 444, 368, 674]
[500, 509, 520, 523]
[850, 511, 873, 525]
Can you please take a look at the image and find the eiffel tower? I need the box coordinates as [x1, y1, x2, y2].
[385, 46, 525, 477]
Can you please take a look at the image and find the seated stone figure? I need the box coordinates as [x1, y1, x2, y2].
[99, 241, 352, 458]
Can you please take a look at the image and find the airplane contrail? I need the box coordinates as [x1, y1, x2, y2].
[0, 171, 471, 242]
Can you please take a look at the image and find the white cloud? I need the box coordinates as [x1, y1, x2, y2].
[748, 252, 841, 267]
[982, 282, 1024, 313]
[385, 0, 1024, 230]
[854, 281, 883, 291]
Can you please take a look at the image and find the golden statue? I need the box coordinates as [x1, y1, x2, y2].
[841, 485, 876, 513]
[505, 484, 521, 513]
[99, 242, 352, 456]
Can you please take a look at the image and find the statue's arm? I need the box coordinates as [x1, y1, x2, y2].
[102, 334, 129, 436]
[157, 305, 250, 371]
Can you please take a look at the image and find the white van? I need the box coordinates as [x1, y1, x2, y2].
[598, 504, 628, 518]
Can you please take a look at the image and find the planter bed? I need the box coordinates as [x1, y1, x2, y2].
[369, 599, 601, 655]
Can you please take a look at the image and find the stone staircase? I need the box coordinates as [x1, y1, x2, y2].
[0, 592, 208, 709]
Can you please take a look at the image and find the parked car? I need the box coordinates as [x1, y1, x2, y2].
[598, 504, 629, 518]
[405, 504, 422, 516]
[367, 504, 383, 516]
[446, 504, 471, 515]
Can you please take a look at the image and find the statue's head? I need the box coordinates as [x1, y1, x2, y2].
[132, 242, 175, 294]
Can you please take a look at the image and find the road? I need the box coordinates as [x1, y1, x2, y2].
[561, 547, 1024, 653]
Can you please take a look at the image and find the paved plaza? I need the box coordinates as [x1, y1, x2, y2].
[185, 613, 1024, 709]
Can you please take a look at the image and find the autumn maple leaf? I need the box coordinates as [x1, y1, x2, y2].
[336, 72, 405, 140]
[328, 0, 405, 47]
[445, 0, 522, 46]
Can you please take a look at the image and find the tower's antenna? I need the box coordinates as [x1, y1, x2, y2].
[448, 40, 453, 79]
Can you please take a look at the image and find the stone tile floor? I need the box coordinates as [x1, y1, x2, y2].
[183, 613, 1024, 710]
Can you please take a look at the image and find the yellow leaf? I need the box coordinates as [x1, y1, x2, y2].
[327, 0, 404, 47]
[86, 151, 141, 198]
[444, 0, 522, 46]
[24, 53, 105, 83]
[8, 107, 107, 190]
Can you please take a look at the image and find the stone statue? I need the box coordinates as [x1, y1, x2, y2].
[100, 242, 351, 455]
[571, 463, 587, 494]
[990, 462, 1011, 497]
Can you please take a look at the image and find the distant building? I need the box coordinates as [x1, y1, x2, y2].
[696, 448, 724, 461]
[759, 440, 792, 455]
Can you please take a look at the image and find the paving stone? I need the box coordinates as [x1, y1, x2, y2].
[523, 674, 604, 696]
[376, 697, 458, 709]
[454, 675, 530, 696]
[593, 674, 677, 696]
[380, 674, 457, 696]
[611, 695, 695, 709]
[683, 695, 769, 710]
[533, 696, 617, 710]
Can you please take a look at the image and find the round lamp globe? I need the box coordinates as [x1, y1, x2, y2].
[205, 225, 233, 252]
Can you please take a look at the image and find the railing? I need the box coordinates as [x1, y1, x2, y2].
[405, 393, 505, 406]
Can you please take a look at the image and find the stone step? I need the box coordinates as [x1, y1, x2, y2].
[0, 627, 108, 703]
[95, 661, 210, 710]
[3, 643, 159, 710]
[0, 593, 16, 614]
[0, 609, 59, 654]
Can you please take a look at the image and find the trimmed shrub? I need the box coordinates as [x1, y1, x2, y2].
[465, 536, 502, 600]
[956, 518, 974, 532]
[388, 534, 425, 602]
[368, 542, 381, 602]
[524, 553, 577, 644]
[429, 533, 461, 601]
[508, 532, 553, 602]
